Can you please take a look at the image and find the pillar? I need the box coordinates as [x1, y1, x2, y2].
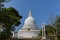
[41, 23, 46, 40]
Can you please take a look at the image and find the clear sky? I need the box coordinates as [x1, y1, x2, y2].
[5, 0, 60, 31]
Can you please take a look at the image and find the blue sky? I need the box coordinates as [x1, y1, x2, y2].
[5, 0, 60, 31]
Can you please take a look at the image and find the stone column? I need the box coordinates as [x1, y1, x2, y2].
[41, 23, 46, 40]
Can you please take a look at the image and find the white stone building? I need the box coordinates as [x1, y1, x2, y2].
[13, 10, 40, 39]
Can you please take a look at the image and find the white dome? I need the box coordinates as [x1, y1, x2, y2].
[24, 16, 35, 25]
[21, 10, 38, 29]
[24, 10, 34, 25]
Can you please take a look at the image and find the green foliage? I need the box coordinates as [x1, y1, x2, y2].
[53, 16, 60, 40]
[45, 25, 56, 36]
[39, 25, 56, 36]
[0, 7, 22, 26]
[0, 0, 22, 40]
[0, 0, 11, 11]
[0, 7, 22, 40]
[39, 16, 60, 40]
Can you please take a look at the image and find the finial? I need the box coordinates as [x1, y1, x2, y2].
[28, 10, 32, 16]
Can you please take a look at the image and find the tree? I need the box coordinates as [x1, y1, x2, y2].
[0, 0, 22, 40]
[45, 25, 56, 36]
[0, 0, 10, 11]
[39, 25, 56, 40]
[53, 16, 60, 40]
[0, 7, 22, 40]
[39, 25, 56, 36]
